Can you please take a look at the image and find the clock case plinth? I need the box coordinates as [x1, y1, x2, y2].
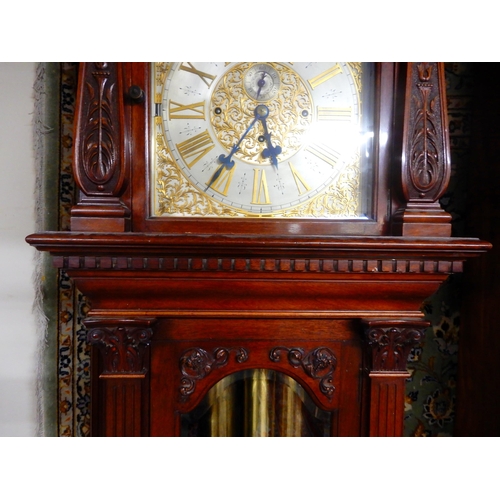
[26, 62, 490, 437]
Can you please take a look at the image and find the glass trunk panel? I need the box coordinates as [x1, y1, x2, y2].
[181, 369, 332, 437]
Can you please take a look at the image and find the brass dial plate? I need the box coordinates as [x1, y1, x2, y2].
[151, 62, 372, 218]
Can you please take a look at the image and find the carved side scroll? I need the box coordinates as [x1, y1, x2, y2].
[394, 62, 452, 236]
[71, 63, 130, 231]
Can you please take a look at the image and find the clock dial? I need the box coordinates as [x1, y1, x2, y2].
[152, 62, 373, 218]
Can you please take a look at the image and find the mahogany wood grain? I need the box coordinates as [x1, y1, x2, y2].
[368, 373, 407, 437]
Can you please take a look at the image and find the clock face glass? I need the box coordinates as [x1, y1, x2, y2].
[151, 62, 375, 218]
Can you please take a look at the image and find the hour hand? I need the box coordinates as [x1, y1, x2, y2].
[260, 117, 282, 169]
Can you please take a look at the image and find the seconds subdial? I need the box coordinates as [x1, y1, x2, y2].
[243, 63, 280, 101]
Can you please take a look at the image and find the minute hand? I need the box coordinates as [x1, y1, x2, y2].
[260, 117, 282, 169]
[218, 115, 260, 169]
[205, 109, 261, 191]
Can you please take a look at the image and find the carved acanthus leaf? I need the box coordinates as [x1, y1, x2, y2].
[366, 326, 423, 372]
[87, 325, 153, 373]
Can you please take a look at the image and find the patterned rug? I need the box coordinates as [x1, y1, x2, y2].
[35, 62, 473, 437]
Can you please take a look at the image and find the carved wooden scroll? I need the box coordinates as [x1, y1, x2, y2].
[395, 62, 452, 236]
[270, 346, 337, 401]
[179, 347, 249, 401]
[71, 63, 130, 231]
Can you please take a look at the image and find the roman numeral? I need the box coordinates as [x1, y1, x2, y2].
[209, 165, 236, 196]
[288, 162, 311, 195]
[306, 144, 340, 168]
[317, 107, 352, 121]
[179, 63, 216, 88]
[308, 64, 342, 89]
[252, 169, 271, 205]
[169, 100, 206, 120]
[176, 130, 215, 169]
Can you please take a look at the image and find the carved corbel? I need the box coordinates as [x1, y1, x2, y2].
[85, 318, 155, 374]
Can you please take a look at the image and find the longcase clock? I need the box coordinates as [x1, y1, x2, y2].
[27, 62, 490, 436]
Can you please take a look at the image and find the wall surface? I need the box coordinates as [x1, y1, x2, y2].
[0, 62, 38, 436]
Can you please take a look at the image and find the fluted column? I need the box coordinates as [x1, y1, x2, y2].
[85, 317, 155, 436]
[363, 319, 428, 436]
